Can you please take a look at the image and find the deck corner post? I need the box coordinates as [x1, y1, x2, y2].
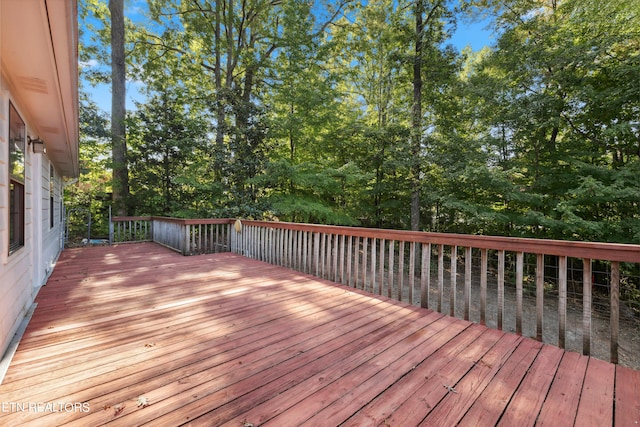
[183, 223, 190, 256]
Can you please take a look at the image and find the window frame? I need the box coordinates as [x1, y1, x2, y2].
[8, 102, 26, 255]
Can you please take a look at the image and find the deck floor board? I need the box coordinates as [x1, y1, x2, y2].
[0, 242, 636, 426]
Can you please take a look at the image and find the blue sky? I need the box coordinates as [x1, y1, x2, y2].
[84, 7, 494, 114]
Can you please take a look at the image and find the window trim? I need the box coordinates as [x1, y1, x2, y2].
[8, 102, 26, 255]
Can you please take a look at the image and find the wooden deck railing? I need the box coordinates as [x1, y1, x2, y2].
[110, 216, 232, 255]
[110, 216, 640, 365]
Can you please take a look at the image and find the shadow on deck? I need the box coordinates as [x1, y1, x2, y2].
[0, 242, 638, 426]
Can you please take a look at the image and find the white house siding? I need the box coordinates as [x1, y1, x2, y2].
[0, 83, 64, 359]
[39, 158, 64, 286]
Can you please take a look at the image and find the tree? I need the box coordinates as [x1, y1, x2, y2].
[127, 88, 209, 216]
[109, 0, 129, 215]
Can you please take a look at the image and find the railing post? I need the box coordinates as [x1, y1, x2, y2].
[480, 248, 488, 326]
[516, 252, 524, 336]
[378, 239, 385, 295]
[497, 250, 505, 330]
[398, 241, 404, 301]
[370, 238, 376, 294]
[438, 244, 444, 313]
[464, 247, 472, 321]
[583, 258, 592, 356]
[451, 246, 458, 318]
[611, 261, 620, 364]
[558, 255, 567, 349]
[421, 243, 430, 309]
[409, 242, 415, 305]
[388, 240, 395, 299]
[536, 253, 544, 342]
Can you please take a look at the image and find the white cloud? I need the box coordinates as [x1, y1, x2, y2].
[79, 59, 100, 69]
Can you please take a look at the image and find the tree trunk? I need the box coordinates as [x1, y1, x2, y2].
[411, 0, 424, 231]
[109, 0, 128, 215]
[215, 0, 224, 150]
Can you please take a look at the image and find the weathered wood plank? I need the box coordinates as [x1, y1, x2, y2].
[536, 351, 588, 426]
[497, 344, 564, 427]
[458, 338, 543, 426]
[574, 357, 614, 426]
[318, 319, 478, 427]
[615, 365, 640, 426]
[420, 331, 522, 426]
[373, 326, 497, 427]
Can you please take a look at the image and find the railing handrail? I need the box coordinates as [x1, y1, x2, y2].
[238, 220, 640, 263]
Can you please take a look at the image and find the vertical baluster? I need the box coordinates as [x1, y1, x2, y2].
[332, 234, 339, 282]
[362, 237, 368, 292]
[388, 240, 395, 299]
[326, 234, 333, 280]
[497, 250, 505, 330]
[320, 233, 326, 278]
[274, 228, 279, 265]
[253, 226, 258, 259]
[480, 248, 488, 325]
[288, 228, 294, 268]
[271, 228, 276, 264]
[302, 231, 308, 273]
[378, 239, 385, 296]
[308, 231, 313, 273]
[421, 243, 430, 309]
[438, 244, 444, 313]
[409, 242, 415, 305]
[516, 252, 524, 335]
[610, 261, 620, 364]
[308, 231, 313, 272]
[340, 234, 346, 284]
[354, 236, 360, 289]
[583, 258, 592, 356]
[558, 255, 568, 349]
[199, 224, 204, 254]
[347, 235, 353, 287]
[282, 228, 286, 265]
[370, 238, 377, 294]
[213, 224, 218, 253]
[450, 246, 458, 317]
[314, 232, 320, 276]
[398, 242, 405, 301]
[298, 230, 304, 272]
[464, 247, 472, 321]
[536, 254, 544, 341]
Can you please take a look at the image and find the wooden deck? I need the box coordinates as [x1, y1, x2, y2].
[0, 243, 638, 426]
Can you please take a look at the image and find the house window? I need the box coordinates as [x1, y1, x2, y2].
[9, 103, 26, 254]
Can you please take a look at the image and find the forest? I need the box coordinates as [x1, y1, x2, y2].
[69, 0, 640, 245]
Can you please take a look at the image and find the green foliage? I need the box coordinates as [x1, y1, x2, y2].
[75, 0, 640, 245]
[64, 93, 112, 240]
